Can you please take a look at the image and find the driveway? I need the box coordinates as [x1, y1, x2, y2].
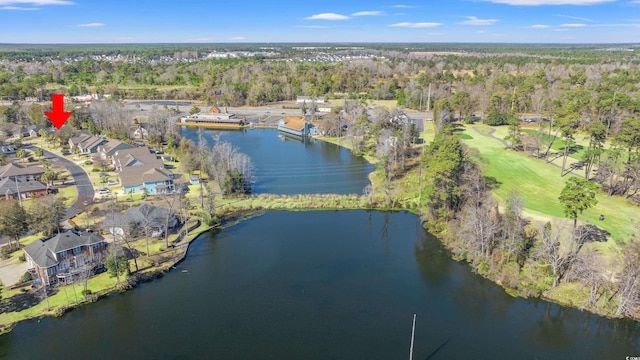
[25, 145, 95, 220]
[0, 257, 30, 286]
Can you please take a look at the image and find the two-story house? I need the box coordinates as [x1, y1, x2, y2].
[103, 203, 178, 238]
[97, 139, 135, 161]
[112, 147, 175, 195]
[23, 230, 107, 285]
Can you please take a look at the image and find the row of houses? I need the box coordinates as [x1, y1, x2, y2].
[65, 134, 175, 195]
[0, 162, 48, 199]
[23, 202, 178, 286]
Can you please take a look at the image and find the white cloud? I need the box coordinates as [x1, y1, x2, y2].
[76, 22, 104, 27]
[230, 36, 246, 40]
[0, 0, 73, 4]
[476, 30, 487, 33]
[352, 11, 383, 16]
[552, 28, 569, 31]
[1, 5, 38, 9]
[459, 16, 499, 25]
[530, 24, 552, 28]
[297, 25, 329, 28]
[305, 13, 350, 20]
[482, 0, 613, 4]
[389, 22, 442, 28]
[561, 23, 586, 26]
[392, 4, 418, 8]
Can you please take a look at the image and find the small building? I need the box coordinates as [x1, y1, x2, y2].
[277, 117, 313, 137]
[23, 230, 107, 285]
[27, 125, 48, 137]
[103, 204, 178, 238]
[180, 111, 245, 129]
[0, 162, 46, 181]
[0, 177, 47, 199]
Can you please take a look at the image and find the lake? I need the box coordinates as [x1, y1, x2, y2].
[0, 211, 638, 359]
[0, 128, 638, 359]
[180, 127, 375, 195]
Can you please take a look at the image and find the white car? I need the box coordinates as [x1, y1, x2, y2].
[98, 189, 111, 195]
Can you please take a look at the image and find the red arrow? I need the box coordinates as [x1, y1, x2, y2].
[44, 94, 72, 129]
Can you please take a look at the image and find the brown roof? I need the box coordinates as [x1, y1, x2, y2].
[0, 162, 46, 178]
[209, 106, 221, 113]
[282, 117, 305, 131]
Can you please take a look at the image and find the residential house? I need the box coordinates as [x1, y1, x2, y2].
[68, 134, 107, 154]
[277, 117, 313, 137]
[97, 139, 135, 161]
[0, 162, 46, 181]
[23, 230, 107, 285]
[27, 125, 48, 137]
[112, 146, 163, 171]
[0, 143, 17, 156]
[103, 203, 178, 238]
[112, 147, 174, 195]
[0, 177, 47, 199]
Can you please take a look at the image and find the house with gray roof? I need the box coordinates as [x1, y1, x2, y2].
[103, 204, 178, 238]
[0, 177, 47, 200]
[0, 143, 17, 156]
[23, 230, 107, 285]
[0, 162, 46, 181]
[111, 147, 174, 195]
[68, 134, 107, 154]
[97, 139, 135, 161]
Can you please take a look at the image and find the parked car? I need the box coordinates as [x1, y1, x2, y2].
[106, 181, 118, 186]
[98, 189, 110, 195]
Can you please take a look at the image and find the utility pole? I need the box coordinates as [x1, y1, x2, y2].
[14, 177, 22, 207]
[426, 83, 431, 112]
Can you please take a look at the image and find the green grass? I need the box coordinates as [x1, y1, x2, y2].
[57, 185, 78, 207]
[521, 128, 587, 160]
[0, 272, 118, 327]
[462, 125, 638, 242]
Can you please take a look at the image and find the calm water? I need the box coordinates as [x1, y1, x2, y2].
[0, 211, 638, 359]
[180, 127, 375, 195]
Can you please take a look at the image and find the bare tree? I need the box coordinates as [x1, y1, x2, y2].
[566, 249, 608, 307]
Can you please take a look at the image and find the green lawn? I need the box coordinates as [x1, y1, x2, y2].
[462, 125, 638, 242]
[57, 184, 78, 207]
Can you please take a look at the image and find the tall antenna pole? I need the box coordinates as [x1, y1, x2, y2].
[409, 313, 416, 360]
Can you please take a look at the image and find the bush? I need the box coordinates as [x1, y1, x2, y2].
[91, 168, 100, 172]
[18, 255, 25, 262]
[20, 271, 32, 282]
[82, 289, 92, 296]
[84, 160, 93, 166]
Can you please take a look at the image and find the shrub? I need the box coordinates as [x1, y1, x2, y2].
[91, 168, 100, 172]
[18, 255, 25, 262]
[82, 289, 92, 296]
[84, 160, 93, 166]
[20, 271, 32, 282]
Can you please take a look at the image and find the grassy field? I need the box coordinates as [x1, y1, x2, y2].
[462, 124, 638, 243]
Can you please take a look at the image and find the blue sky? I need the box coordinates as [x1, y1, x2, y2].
[0, 0, 639, 43]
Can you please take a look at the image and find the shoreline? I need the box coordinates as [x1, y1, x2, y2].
[0, 133, 633, 334]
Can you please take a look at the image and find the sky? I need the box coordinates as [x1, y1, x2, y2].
[0, 0, 639, 44]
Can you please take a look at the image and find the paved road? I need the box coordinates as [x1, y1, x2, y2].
[25, 145, 95, 220]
